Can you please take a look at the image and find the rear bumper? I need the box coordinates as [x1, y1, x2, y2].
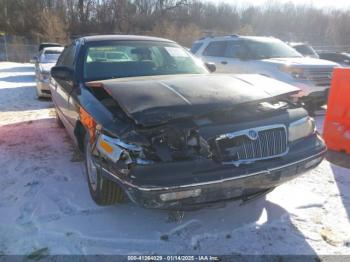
[36, 81, 51, 97]
[100, 135, 326, 209]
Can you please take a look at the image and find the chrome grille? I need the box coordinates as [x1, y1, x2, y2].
[304, 68, 334, 87]
[214, 125, 288, 165]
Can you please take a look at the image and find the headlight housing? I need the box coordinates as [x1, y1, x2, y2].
[96, 134, 141, 164]
[288, 117, 316, 142]
[279, 65, 307, 80]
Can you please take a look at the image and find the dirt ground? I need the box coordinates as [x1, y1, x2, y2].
[0, 62, 349, 256]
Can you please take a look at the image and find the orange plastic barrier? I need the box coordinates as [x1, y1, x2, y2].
[323, 68, 350, 154]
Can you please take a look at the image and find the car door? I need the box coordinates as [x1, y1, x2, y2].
[221, 40, 253, 74]
[51, 44, 77, 138]
[201, 41, 230, 73]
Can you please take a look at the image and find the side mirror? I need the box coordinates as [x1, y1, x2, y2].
[205, 62, 216, 73]
[51, 66, 74, 81]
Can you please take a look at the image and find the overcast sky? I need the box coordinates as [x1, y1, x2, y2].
[205, 0, 350, 9]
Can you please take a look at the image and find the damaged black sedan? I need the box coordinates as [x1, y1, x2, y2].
[50, 35, 326, 209]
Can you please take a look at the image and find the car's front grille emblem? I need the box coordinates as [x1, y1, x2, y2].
[247, 130, 259, 140]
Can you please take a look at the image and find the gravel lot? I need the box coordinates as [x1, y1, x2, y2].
[0, 62, 349, 256]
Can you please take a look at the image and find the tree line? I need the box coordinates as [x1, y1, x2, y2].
[1, 0, 350, 47]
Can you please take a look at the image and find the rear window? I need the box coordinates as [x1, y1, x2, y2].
[203, 41, 227, 57]
[40, 49, 63, 63]
[190, 42, 203, 54]
[44, 50, 62, 55]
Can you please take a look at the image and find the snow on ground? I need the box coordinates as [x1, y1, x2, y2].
[0, 62, 349, 256]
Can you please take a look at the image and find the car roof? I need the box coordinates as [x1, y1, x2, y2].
[194, 35, 279, 43]
[288, 42, 309, 47]
[81, 35, 175, 43]
[320, 51, 350, 56]
[42, 46, 64, 52]
[319, 51, 342, 55]
[38, 42, 62, 51]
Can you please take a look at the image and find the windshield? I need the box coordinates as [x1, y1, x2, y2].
[83, 41, 208, 81]
[245, 39, 302, 59]
[40, 50, 62, 63]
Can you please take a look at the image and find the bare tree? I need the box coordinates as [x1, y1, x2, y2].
[1, 0, 350, 46]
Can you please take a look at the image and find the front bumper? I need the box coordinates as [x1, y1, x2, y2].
[99, 134, 326, 209]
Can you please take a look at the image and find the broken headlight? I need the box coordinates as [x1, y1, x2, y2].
[96, 134, 142, 164]
[288, 117, 316, 142]
[150, 127, 209, 161]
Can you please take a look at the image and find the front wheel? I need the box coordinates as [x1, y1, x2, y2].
[84, 135, 125, 205]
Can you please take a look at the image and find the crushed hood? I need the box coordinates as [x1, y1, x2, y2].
[98, 74, 299, 126]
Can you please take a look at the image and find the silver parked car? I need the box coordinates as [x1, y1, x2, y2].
[34, 46, 64, 98]
[191, 35, 340, 113]
[288, 42, 319, 59]
[319, 52, 350, 67]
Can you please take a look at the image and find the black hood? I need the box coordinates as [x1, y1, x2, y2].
[99, 74, 299, 126]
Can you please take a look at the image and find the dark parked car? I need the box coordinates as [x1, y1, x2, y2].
[288, 42, 319, 59]
[50, 35, 326, 209]
[319, 52, 350, 67]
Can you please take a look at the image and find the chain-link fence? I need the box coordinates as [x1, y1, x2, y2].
[0, 43, 37, 63]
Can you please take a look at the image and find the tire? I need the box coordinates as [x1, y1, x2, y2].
[83, 135, 125, 205]
[55, 110, 64, 128]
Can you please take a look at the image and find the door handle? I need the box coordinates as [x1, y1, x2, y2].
[221, 61, 228, 65]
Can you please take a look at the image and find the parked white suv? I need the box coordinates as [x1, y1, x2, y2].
[191, 35, 339, 112]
